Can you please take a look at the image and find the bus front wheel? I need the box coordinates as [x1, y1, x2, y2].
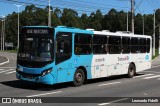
[73, 69, 85, 86]
[128, 63, 136, 78]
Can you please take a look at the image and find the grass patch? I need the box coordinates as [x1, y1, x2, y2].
[0, 50, 17, 53]
[152, 49, 159, 60]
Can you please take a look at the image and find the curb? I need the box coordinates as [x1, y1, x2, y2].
[151, 55, 160, 62]
[0, 57, 10, 66]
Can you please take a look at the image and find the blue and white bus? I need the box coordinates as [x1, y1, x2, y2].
[16, 26, 152, 86]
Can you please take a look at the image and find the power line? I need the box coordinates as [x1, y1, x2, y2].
[53, 2, 124, 13]
[0, 0, 97, 14]
[72, 0, 128, 9]
[150, 0, 159, 8]
[134, 0, 143, 12]
[0, 0, 128, 15]
[156, 0, 160, 7]
[25, 0, 128, 12]
[147, 0, 155, 8]
[149, 0, 158, 8]
[58, 0, 127, 9]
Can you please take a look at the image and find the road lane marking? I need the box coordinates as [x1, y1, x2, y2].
[5, 71, 16, 74]
[157, 78, 160, 80]
[0, 69, 4, 71]
[0, 67, 16, 68]
[26, 91, 62, 97]
[133, 74, 154, 78]
[0, 69, 15, 73]
[142, 75, 160, 79]
[151, 65, 160, 68]
[98, 82, 121, 87]
[98, 98, 128, 106]
[142, 71, 160, 73]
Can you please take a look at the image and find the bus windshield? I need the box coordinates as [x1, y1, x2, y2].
[18, 28, 54, 62]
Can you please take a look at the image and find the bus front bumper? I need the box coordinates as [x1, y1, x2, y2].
[16, 71, 54, 85]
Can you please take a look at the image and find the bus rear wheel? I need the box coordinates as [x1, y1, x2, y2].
[73, 69, 85, 86]
[128, 63, 136, 78]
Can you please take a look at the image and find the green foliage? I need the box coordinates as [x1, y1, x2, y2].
[1, 4, 160, 49]
[1, 50, 18, 53]
[152, 49, 159, 60]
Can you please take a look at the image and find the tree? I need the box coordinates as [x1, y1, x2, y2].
[51, 13, 62, 27]
[61, 8, 82, 28]
[89, 10, 103, 30]
[54, 8, 62, 18]
[102, 9, 119, 32]
[144, 14, 153, 35]
[135, 13, 143, 34]
[80, 13, 89, 29]
[117, 10, 127, 31]
[5, 12, 18, 46]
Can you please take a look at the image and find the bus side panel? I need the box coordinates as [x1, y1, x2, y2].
[107, 54, 122, 76]
[136, 53, 151, 72]
[91, 54, 108, 78]
[91, 54, 125, 78]
[66, 55, 93, 81]
[120, 54, 130, 75]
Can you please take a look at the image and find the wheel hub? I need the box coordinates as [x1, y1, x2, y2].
[75, 73, 82, 82]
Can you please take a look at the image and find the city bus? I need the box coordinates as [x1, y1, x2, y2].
[16, 26, 152, 86]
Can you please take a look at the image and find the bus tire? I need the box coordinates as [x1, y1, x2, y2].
[128, 63, 136, 78]
[73, 69, 85, 86]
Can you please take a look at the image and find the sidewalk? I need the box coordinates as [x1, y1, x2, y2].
[0, 56, 9, 66]
[152, 55, 160, 66]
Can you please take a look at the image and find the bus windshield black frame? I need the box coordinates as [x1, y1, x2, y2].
[17, 27, 54, 68]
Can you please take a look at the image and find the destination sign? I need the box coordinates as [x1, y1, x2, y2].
[26, 29, 49, 34]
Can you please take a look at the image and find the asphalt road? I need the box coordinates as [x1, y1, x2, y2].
[0, 52, 160, 106]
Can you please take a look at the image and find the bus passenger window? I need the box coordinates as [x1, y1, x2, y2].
[131, 38, 138, 53]
[109, 36, 121, 54]
[74, 33, 92, 55]
[147, 38, 150, 53]
[139, 38, 147, 53]
[122, 37, 130, 54]
[93, 35, 107, 54]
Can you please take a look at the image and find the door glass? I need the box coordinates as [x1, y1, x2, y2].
[56, 32, 72, 64]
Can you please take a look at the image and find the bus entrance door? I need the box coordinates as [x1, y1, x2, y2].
[56, 63, 68, 83]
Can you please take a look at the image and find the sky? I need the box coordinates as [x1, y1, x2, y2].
[0, 0, 160, 17]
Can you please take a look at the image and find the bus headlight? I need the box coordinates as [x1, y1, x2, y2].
[41, 68, 53, 76]
[16, 67, 23, 72]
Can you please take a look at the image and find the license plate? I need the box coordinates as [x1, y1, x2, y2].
[23, 75, 33, 79]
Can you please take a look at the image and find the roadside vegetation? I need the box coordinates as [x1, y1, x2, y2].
[0, 50, 17, 53]
[152, 49, 159, 60]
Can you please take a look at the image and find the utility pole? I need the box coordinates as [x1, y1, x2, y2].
[153, 10, 156, 56]
[142, 10, 144, 35]
[14, 4, 22, 49]
[143, 15, 144, 35]
[1, 19, 3, 51]
[1, 16, 5, 51]
[48, 0, 51, 27]
[3, 16, 5, 51]
[131, 0, 134, 33]
[159, 26, 160, 54]
[127, 1, 129, 32]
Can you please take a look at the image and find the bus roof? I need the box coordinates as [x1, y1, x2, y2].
[22, 26, 52, 28]
[55, 26, 93, 34]
[21, 26, 152, 38]
[93, 30, 152, 38]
